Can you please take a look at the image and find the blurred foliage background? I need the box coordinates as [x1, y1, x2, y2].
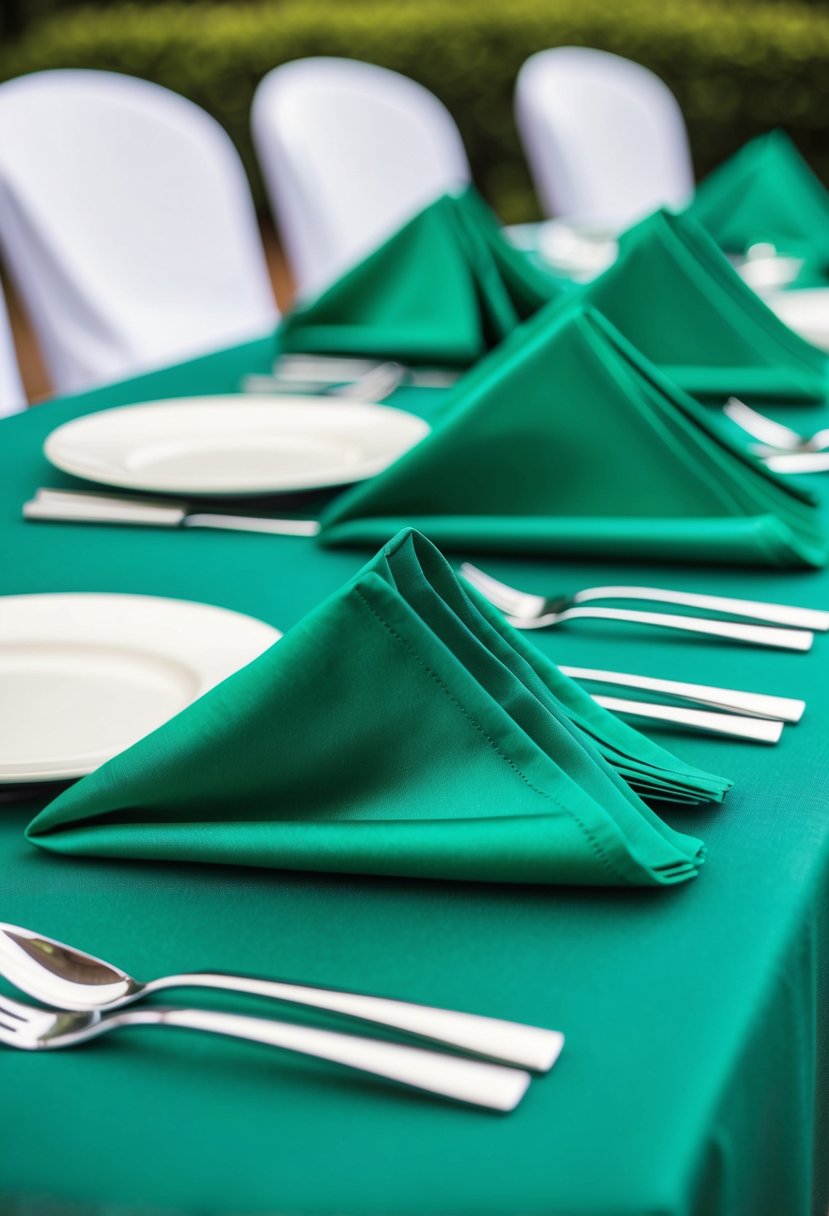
[1, 0, 828, 222]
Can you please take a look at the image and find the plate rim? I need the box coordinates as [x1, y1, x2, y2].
[0, 591, 281, 783]
[43, 394, 431, 497]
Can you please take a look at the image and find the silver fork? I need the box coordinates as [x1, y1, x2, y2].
[0, 991, 531, 1112]
[460, 565, 821, 650]
[724, 397, 829, 455]
[241, 362, 407, 402]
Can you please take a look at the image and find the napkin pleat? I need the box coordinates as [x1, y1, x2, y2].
[279, 197, 485, 364]
[27, 530, 719, 887]
[689, 130, 829, 271]
[319, 301, 826, 567]
[600, 320, 825, 558]
[452, 189, 559, 326]
[279, 187, 561, 365]
[583, 209, 827, 402]
[379, 532, 727, 807]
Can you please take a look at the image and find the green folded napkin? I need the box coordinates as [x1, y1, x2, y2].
[279, 187, 562, 366]
[688, 131, 829, 272]
[27, 530, 725, 887]
[319, 300, 826, 567]
[582, 208, 828, 403]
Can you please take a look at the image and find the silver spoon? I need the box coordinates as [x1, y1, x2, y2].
[0, 923, 563, 1072]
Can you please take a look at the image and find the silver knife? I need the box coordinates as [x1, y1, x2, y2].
[591, 696, 784, 743]
[24, 488, 321, 537]
[560, 665, 804, 723]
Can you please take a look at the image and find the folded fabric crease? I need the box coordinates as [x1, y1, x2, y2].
[582, 209, 827, 403]
[688, 130, 829, 276]
[279, 186, 562, 365]
[27, 530, 725, 887]
[319, 300, 826, 567]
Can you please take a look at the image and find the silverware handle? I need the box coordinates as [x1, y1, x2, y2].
[573, 586, 828, 632]
[273, 355, 385, 383]
[143, 973, 562, 1072]
[240, 375, 332, 394]
[24, 499, 184, 527]
[592, 696, 784, 743]
[559, 666, 804, 723]
[118, 1007, 531, 1111]
[184, 515, 320, 537]
[751, 443, 829, 460]
[724, 398, 802, 448]
[763, 452, 829, 474]
[542, 606, 813, 651]
[270, 355, 460, 389]
[242, 364, 406, 402]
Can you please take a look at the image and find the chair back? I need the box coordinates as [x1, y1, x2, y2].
[0, 70, 277, 394]
[0, 279, 24, 416]
[252, 58, 471, 297]
[515, 48, 693, 231]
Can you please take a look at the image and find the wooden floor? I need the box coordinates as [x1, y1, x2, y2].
[6, 221, 296, 404]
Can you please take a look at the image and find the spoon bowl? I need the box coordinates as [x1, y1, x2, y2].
[0, 923, 137, 1009]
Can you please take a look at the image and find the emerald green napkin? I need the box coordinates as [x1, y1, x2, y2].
[27, 531, 724, 887]
[688, 131, 829, 272]
[319, 301, 826, 567]
[279, 187, 562, 366]
[583, 209, 827, 403]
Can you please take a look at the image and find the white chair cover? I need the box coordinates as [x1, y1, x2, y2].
[252, 58, 471, 298]
[0, 70, 277, 395]
[515, 48, 694, 232]
[0, 278, 24, 417]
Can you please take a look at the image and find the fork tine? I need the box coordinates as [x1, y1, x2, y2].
[0, 992, 35, 1021]
[0, 1007, 25, 1033]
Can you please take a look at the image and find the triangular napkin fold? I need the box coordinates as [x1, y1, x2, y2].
[583, 208, 827, 402]
[27, 531, 725, 887]
[279, 187, 561, 366]
[689, 131, 829, 270]
[319, 301, 825, 567]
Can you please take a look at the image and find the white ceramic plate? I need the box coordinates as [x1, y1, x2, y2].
[44, 395, 430, 496]
[0, 593, 281, 783]
[766, 288, 829, 352]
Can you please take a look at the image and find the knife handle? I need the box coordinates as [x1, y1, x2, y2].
[185, 515, 320, 537]
[593, 696, 784, 743]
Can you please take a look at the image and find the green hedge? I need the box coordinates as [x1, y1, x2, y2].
[2, 0, 829, 222]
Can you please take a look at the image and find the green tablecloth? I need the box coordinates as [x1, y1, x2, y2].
[2, 334, 829, 1215]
